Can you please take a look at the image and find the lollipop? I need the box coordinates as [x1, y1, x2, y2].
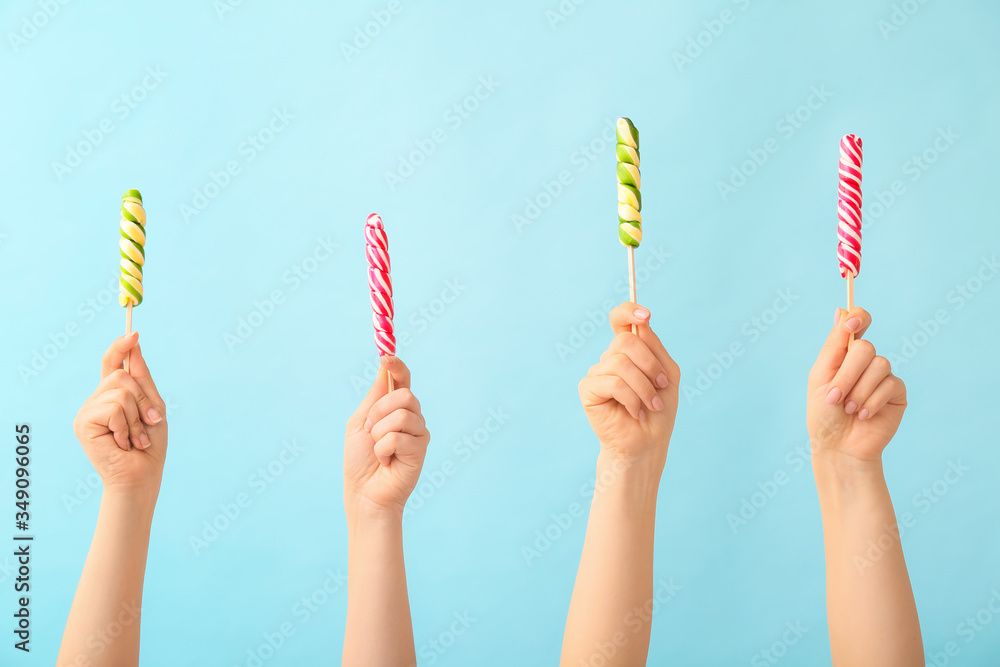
[837, 135, 862, 347]
[118, 189, 146, 371]
[365, 213, 396, 390]
[616, 118, 642, 247]
[616, 117, 642, 333]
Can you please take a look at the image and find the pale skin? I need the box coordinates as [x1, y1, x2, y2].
[561, 303, 681, 667]
[807, 306, 923, 666]
[57, 331, 167, 667]
[343, 356, 430, 667]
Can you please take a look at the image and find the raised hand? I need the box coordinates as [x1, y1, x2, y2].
[72, 331, 167, 498]
[344, 356, 430, 518]
[807, 307, 907, 463]
[578, 303, 680, 470]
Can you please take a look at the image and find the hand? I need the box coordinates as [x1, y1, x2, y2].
[578, 303, 680, 469]
[807, 307, 907, 464]
[344, 356, 430, 519]
[72, 332, 168, 501]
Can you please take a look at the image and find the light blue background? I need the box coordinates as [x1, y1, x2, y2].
[1, 1, 998, 665]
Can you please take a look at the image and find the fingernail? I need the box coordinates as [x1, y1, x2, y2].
[655, 373, 669, 388]
[844, 401, 858, 415]
[633, 307, 650, 320]
[638, 409, 646, 421]
[826, 387, 842, 404]
[147, 408, 162, 424]
[364, 418, 372, 432]
[651, 394, 664, 411]
[858, 408, 870, 421]
[139, 431, 150, 448]
[834, 308, 841, 325]
[846, 317, 861, 332]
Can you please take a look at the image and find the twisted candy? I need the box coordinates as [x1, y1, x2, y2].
[365, 213, 395, 356]
[616, 117, 642, 247]
[119, 189, 146, 307]
[837, 134, 863, 278]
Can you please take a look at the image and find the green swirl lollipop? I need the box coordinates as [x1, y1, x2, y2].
[616, 118, 641, 247]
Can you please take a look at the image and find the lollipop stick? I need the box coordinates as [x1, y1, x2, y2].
[846, 273, 855, 350]
[627, 246, 638, 335]
[387, 369, 395, 393]
[124, 303, 133, 372]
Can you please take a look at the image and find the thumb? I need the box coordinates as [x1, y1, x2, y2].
[812, 307, 872, 383]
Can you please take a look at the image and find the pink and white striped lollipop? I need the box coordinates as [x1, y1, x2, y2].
[365, 213, 395, 357]
[837, 134, 863, 278]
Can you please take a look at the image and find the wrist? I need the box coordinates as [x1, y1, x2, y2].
[99, 487, 157, 527]
[812, 449, 887, 504]
[595, 450, 662, 510]
[345, 494, 405, 531]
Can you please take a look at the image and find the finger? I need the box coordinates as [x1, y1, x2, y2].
[859, 375, 907, 421]
[100, 331, 140, 378]
[98, 388, 150, 450]
[843, 355, 892, 415]
[371, 408, 427, 442]
[607, 303, 681, 385]
[825, 339, 877, 405]
[96, 403, 132, 451]
[365, 388, 421, 432]
[632, 327, 680, 387]
[579, 374, 644, 421]
[381, 355, 411, 390]
[373, 432, 427, 467]
[98, 369, 163, 425]
[591, 354, 662, 412]
[603, 333, 670, 389]
[124, 343, 165, 420]
[813, 307, 873, 383]
[609, 302, 651, 335]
